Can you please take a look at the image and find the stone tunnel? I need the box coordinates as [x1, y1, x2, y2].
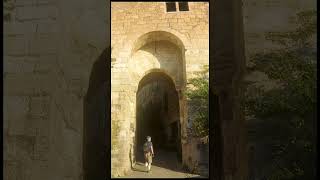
[135, 72, 182, 163]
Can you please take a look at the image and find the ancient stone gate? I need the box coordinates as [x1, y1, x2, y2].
[111, 2, 209, 177]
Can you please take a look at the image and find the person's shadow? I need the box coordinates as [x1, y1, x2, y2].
[132, 149, 149, 173]
[133, 148, 187, 173]
[132, 162, 149, 173]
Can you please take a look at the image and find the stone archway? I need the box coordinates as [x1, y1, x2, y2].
[128, 31, 187, 89]
[128, 31, 187, 167]
[83, 48, 109, 180]
[111, 30, 188, 176]
[135, 71, 182, 167]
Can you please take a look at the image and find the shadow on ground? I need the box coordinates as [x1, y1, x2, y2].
[123, 148, 208, 178]
[131, 162, 149, 173]
[135, 149, 187, 172]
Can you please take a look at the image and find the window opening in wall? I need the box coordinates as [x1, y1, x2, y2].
[166, 2, 176, 12]
[178, 2, 189, 11]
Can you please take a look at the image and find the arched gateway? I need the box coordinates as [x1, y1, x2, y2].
[111, 31, 190, 176]
[135, 71, 182, 163]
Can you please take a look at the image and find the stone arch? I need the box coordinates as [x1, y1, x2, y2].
[112, 29, 190, 64]
[127, 31, 188, 167]
[130, 30, 190, 56]
[129, 30, 188, 90]
[83, 47, 109, 180]
[135, 70, 182, 164]
[137, 68, 177, 92]
[111, 30, 189, 174]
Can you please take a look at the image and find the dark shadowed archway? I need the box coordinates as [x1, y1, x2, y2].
[134, 71, 182, 170]
[83, 47, 110, 180]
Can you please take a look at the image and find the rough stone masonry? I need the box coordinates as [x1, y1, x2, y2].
[111, 2, 209, 177]
[3, 0, 316, 180]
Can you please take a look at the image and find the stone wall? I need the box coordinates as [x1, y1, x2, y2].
[183, 137, 209, 176]
[242, 0, 316, 179]
[3, 0, 109, 179]
[111, 2, 209, 82]
[242, 0, 316, 89]
[243, 0, 316, 60]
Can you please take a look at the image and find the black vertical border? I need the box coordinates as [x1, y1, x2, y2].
[1, 0, 4, 179]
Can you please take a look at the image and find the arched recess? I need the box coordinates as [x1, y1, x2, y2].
[129, 31, 188, 90]
[111, 30, 188, 173]
[135, 70, 183, 164]
[83, 47, 110, 180]
[138, 69, 177, 91]
[130, 31, 186, 56]
[127, 31, 188, 166]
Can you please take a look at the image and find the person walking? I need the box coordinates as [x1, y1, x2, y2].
[143, 136, 154, 172]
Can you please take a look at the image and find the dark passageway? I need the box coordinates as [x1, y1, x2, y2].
[83, 48, 110, 180]
[135, 72, 182, 169]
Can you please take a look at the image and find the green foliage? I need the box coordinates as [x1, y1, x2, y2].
[265, 10, 317, 49]
[186, 65, 209, 137]
[246, 10, 316, 179]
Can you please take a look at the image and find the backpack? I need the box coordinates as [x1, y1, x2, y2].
[143, 142, 152, 152]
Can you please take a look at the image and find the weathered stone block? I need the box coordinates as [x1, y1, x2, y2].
[15, 0, 37, 6]
[29, 96, 50, 117]
[29, 161, 50, 180]
[33, 136, 50, 161]
[16, 6, 58, 20]
[4, 136, 16, 161]
[24, 116, 45, 137]
[4, 58, 35, 74]
[29, 34, 58, 55]
[3, 36, 27, 56]
[6, 96, 29, 136]
[15, 135, 36, 160]
[4, 104, 9, 131]
[4, 74, 56, 96]
[33, 55, 57, 73]
[36, 21, 59, 34]
[65, 95, 83, 132]
[36, 0, 57, 5]
[4, 160, 22, 180]
[4, 22, 37, 35]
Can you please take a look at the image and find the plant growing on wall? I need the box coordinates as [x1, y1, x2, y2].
[186, 65, 209, 137]
[245, 10, 316, 180]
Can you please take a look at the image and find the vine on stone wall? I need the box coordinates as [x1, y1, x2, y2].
[245, 10, 316, 180]
[186, 65, 209, 138]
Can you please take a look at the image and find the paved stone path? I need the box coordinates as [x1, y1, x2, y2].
[117, 149, 205, 178]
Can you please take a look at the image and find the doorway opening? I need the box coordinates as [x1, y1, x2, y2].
[135, 71, 182, 168]
[83, 48, 109, 180]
